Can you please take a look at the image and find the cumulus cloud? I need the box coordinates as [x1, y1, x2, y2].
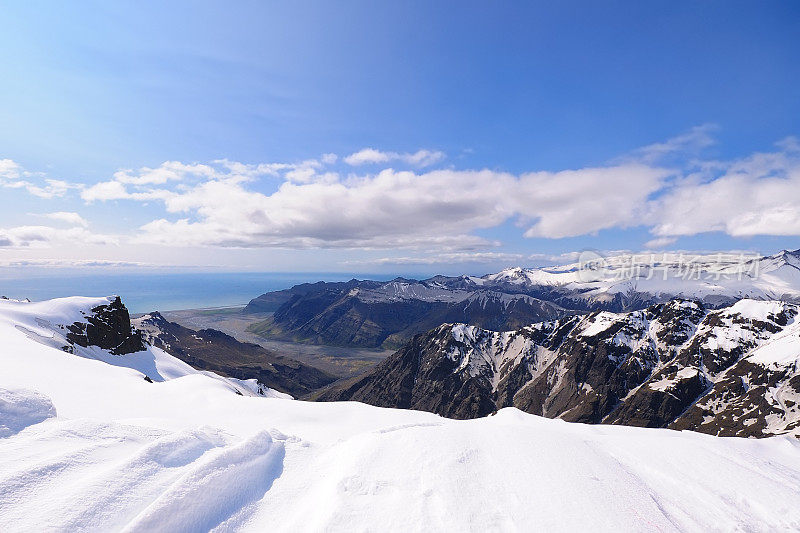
[344, 148, 446, 167]
[516, 165, 667, 238]
[0, 159, 23, 180]
[120, 162, 666, 249]
[42, 212, 89, 227]
[648, 138, 800, 238]
[25, 180, 75, 199]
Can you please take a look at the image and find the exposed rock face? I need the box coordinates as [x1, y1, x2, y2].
[318, 299, 800, 437]
[133, 312, 336, 397]
[316, 326, 500, 418]
[65, 296, 144, 355]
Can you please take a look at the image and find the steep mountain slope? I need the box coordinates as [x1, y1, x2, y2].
[2, 296, 800, 531]
[319, 298, 800, 437]
[245, 249, 800, 349]
[134, 312, 336, 396]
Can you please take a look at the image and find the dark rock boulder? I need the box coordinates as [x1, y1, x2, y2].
[66, 296, 144, 355]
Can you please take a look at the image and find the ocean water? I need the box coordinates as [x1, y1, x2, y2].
[0, 272, 386, 314]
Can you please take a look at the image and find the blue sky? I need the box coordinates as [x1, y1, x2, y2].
[1, 1, 799, 275]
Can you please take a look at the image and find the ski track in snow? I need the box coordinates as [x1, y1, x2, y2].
[2, 297, 800, 531]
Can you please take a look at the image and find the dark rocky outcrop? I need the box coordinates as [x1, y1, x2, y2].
[65, 296, 144, 355]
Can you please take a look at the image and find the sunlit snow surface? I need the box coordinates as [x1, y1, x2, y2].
[1, 297, 800, 531]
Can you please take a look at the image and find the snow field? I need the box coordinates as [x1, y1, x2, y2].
[2, 296, 800, 531]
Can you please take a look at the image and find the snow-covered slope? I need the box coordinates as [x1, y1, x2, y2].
[2, 296, 800, 531]
[0, 296, 283, 397]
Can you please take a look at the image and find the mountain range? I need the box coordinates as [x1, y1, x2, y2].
[244, 249, 800, 349]
[317, 298, 800, 438]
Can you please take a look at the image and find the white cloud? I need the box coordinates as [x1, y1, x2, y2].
[121, 131, 800, 250]
[43, 212, 89, 227]
[517, 165, 668, 238]
[643, 236, 678, 249]
[321, 153, 338, 165]
[0, 225, 118, 248]
[0, 159, 77, 198]
[81, 158, 332, 202]
[343, 148, 391, 165]
[344, 148, 446, 167]
[648, 139, 800, 238]
[0, 158, 23, 180]
[403, 149, 446, 167]
[632, 124, 717, 163]
[112, 161, 218, 185]
[25, 180, 75, 199]
[81, 180, 174, 202]
[122, 162, 667, 249]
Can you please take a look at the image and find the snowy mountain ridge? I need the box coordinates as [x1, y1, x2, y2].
[324, 249, 800, 305]
[0, 295, 284, 398]
[481, 248, 800, 302]
[320, 298, 800, 437]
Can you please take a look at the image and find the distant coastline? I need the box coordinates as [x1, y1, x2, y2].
[0, 271, 392, 314]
